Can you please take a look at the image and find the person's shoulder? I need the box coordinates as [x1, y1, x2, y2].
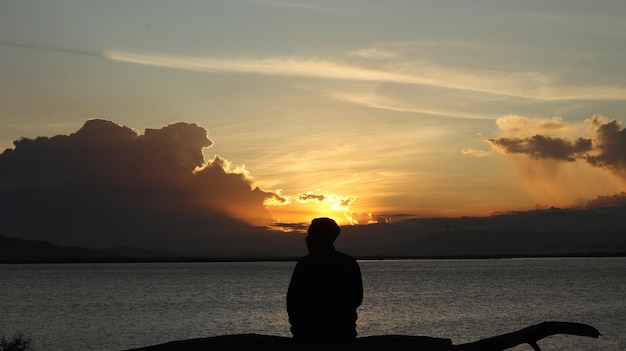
[334, 250, 352, 257]
[296, 254, 313, 264]
[334, 250, 358, 263]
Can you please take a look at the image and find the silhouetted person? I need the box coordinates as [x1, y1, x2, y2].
[287, 217, 363, 344]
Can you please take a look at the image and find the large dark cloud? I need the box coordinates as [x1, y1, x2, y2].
[0, 119, 211, 188]
[488, 118, 626, 174]
[0, 119, 301, 256]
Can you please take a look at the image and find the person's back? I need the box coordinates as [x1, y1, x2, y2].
[286, 217, 363, 344]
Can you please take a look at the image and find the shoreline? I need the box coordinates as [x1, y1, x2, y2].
[1, 252, 624, 264]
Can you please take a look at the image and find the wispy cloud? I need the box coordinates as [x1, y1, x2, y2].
[253, 0, 332, 11]
[462, 147, 492, 158]
[347, 47, 399, 60]
[0, 40, 102, 60]
[326, 90, 493, 120]
[103, 50, 420, 83]
[3, 40, 623, 102]
[104, 50, 626, 101]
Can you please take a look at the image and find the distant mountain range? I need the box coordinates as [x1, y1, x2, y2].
[339, 206, 626, 258]
[2, 207, 625, 263]
[344, 227, 626, 258]
[0, 234, 180, 263]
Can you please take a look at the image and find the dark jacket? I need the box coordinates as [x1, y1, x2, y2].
[287, 250, 363, 343]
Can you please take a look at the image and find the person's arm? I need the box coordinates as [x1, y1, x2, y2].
[351, 260, 363, 308]
[286, 261, 304, 321]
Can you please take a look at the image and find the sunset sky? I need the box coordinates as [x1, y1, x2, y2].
[2, 0, 626, 234]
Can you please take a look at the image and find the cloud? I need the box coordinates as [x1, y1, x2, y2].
[4, 40, 624, 102]
[326, 90, 491, 119]
[0, 40, 103, 60]
[0, 119, 301, 255]
[483, 115, 626, 209]
[462, 147, 491, 158]
[253, 0, 331, 11]
[103, 51, 415, 83]
[587, 192, 626, 209]
[103, 50, 626, 101]
[586, 120, 626, 173]
[347, 48, 399, 60]
[275, 191, 386, 226]
[297, 192, 354, 209]
[487, 135, 592, 162]
[495, 115, 577, 137]
[298, 193, 326, 202]
[350, 212, 391, 225]
[488, 116, 626, 174]
[1, 119, 213, 187]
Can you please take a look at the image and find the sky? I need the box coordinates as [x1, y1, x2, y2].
[2, 1, 626, 253]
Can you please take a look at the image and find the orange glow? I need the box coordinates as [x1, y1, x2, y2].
[263, 190, 381, 229]
[507, 155, 625, 208]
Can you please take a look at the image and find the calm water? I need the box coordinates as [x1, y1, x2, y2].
[1, 258, 624, 351]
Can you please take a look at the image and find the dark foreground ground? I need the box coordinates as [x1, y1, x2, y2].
[123, 322, 601, 351]
[125, 334, 454, 351]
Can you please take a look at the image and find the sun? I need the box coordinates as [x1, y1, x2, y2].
[264, 190, 380, 230]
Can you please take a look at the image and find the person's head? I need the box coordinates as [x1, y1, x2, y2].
[305, 217, 340, 254]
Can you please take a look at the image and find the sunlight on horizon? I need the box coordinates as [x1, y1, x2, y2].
[265, 190, 363, 228]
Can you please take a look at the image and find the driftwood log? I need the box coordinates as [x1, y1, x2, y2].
[455, 321, 600, 351]
[125, 321, 600, 351]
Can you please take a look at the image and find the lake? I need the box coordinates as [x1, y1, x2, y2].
[1, 257, 624, 351]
